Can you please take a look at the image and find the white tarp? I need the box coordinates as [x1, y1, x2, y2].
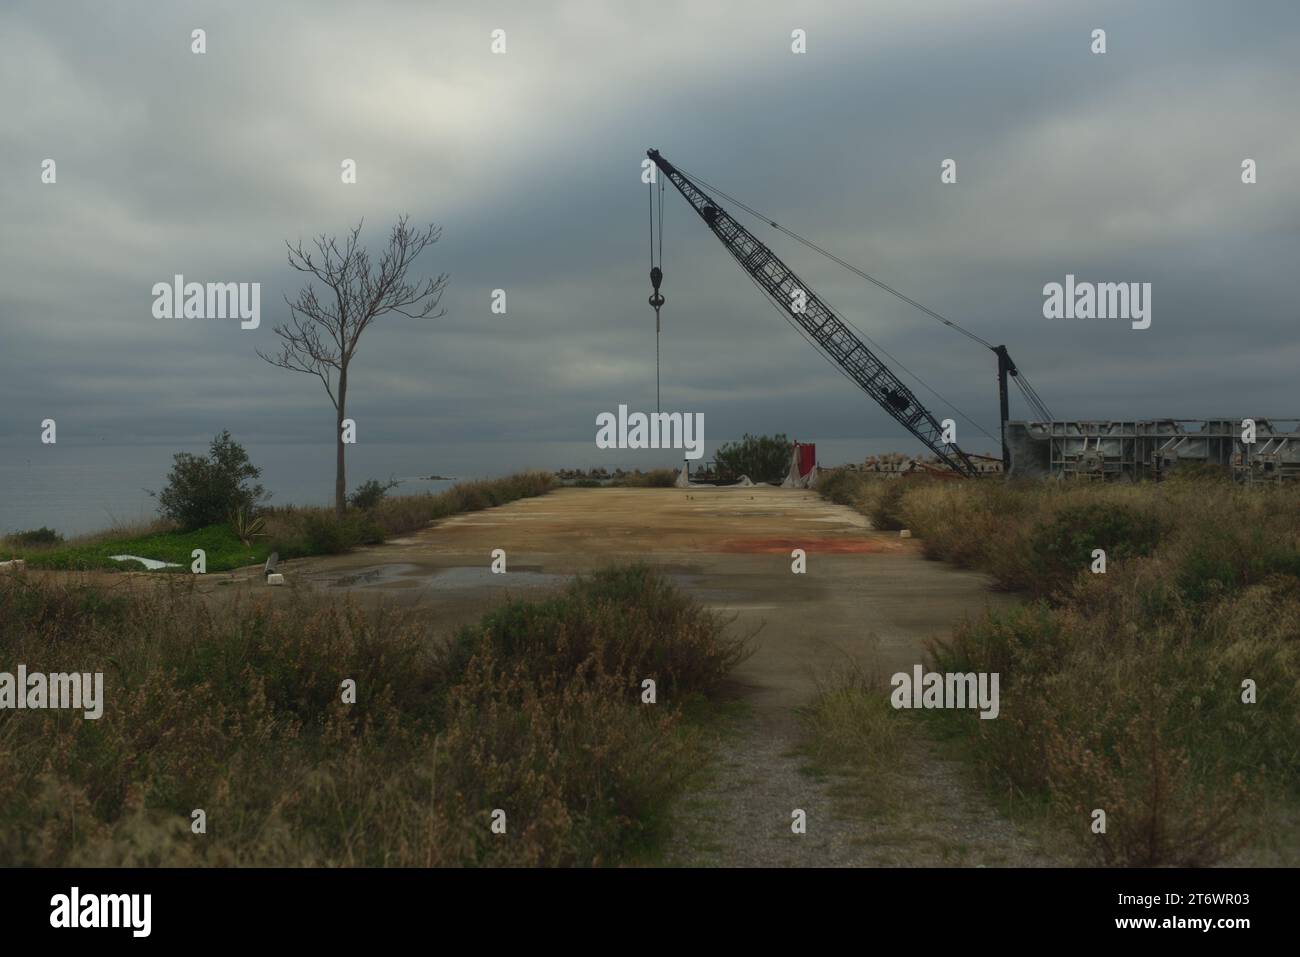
[109, 555, 182, 570]
[780, 448, 818, 488]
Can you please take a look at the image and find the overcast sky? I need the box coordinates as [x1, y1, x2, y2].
[2, 0, 1297, 461]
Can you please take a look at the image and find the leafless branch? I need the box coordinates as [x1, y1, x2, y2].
[259, 216, 448, 407]
[258, 216, 448, 514]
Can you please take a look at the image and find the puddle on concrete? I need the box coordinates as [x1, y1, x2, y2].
[308, 563, 569, 592]
[665, 572, 746, 604]
[301, 563, 417, 588]
[425, 567, 569, 590]
[306, 562, 746, 605]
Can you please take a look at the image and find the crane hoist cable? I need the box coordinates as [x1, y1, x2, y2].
[647, 148, 981, 476]
[670, 161, 1055, 424]
[738, 264, 998, 442]
[648, 175, 666, 413]
[688, 166, 997, 440]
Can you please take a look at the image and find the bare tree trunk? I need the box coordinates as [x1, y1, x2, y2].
[335, 369, 348, 517]
[259, 219, 448, 517]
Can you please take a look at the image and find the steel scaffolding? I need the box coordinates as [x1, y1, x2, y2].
[1006, 419, 1300, 483]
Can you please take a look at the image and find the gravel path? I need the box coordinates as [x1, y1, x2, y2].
[664, 707, 1061, 868]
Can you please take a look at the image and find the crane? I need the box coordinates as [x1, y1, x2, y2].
[646, 148, 1050, 476]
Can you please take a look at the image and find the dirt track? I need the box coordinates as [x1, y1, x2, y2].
[274, 486, 1008, 709]
[214, 486, 1044, 865]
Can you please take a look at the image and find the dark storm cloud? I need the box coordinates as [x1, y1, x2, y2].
[1, 0, 1298, 462]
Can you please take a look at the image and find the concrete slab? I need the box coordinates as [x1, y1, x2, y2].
[272, 487, 1014, 714]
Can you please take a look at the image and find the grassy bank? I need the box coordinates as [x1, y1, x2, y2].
[816, 470, 1300, 865]
[5, 472, 555, 573]
[0, 563, 747, 866]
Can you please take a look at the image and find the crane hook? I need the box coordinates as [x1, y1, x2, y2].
[648, 266, 664, 310]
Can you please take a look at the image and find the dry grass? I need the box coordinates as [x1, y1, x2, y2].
[818, 471, 1300, 864]
[0, 563, 744, 866]
[616, 469, 678, 488]
[800, 661, 906, 774]
[261, 472, 556, 558]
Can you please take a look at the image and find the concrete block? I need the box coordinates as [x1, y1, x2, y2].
[266, 573, 285, 586]
[899, 529, 912, 539]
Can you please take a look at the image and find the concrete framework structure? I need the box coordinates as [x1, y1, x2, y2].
[1006, 420, 1300, 483]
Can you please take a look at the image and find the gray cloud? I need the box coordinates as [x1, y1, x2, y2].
[2, 0, 1298, 474]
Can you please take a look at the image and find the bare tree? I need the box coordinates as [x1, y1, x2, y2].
[258, 216, 448, 516]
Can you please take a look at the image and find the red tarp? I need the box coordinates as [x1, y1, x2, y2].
[795, 442, 816, 477]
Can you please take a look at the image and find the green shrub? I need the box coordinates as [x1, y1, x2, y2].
[617, 469, 677, 488]
[870, 480, 908, 530]
[156, 431, 265, 532]
[228, 506, 266, 547]
[714, 433, 791, 484]
[814, 469, 864, 507]
[814, 471, 916, 531]
[1175, 524, 1300, 605]
[1044, 701, 1252, 866]
[5, 527, 63, 547]
[439, 564, 750, 702]
[280, 510, 381, 556]
[348, 478, 400, 511]
[1028, 502, 1164, 595]
[897, 479, 1015, 568]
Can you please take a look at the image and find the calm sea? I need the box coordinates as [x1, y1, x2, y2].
[0, 437, 936, 537]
